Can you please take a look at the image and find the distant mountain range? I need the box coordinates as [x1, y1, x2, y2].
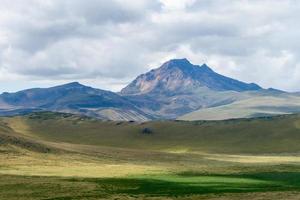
[0, 82, 150, 121]
[0, 58, 299, 121]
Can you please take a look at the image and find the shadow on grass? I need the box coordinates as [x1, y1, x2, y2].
[68, 171, 300, 197]
[2, 172, 300, 199]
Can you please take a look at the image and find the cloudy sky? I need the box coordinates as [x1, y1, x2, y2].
[0, 0, 300, 93]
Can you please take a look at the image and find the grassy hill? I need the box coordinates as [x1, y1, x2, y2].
[4, 111, 300, 154]
[2, 112, 300, 199]
[179, 95, 300, 121]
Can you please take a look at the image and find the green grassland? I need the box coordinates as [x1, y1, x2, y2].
[1, 112, 300, 199]
[179, 95, 300, 121]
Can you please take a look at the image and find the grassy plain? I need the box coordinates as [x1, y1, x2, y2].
[1, 112, 300, 199]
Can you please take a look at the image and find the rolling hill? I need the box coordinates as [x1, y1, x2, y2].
[2, 111, 300, 154]
[179, 95, 300, 121]
[2, 112, 300, 199]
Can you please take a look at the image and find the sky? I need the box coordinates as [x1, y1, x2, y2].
[0, 0, 300, 93]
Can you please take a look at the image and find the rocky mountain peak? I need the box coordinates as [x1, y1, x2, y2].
[159, 58, 212, 74]
[161, 58, 191, 69]
[121, 58, 262, 95]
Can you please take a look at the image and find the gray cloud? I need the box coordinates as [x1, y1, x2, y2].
[0, 0, 300, 92]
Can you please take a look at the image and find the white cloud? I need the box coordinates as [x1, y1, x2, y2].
[0, 0, 300, 92]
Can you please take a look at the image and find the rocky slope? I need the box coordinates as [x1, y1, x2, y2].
[121, 58, 266, 118]
[121, 58, 261, 95]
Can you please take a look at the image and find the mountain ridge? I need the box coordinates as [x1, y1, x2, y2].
[0, 58, 298, 121]
[120, 58, 269, 119]
[121, 58, 262, 95]
[0, 82, 151, 121]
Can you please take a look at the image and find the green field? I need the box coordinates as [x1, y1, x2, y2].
[1, 112, 300, 199]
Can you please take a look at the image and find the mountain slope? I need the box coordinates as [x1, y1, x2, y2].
[0, 82, 150, 121]
[121, 58, 261, 95]
[121, 58, 266, 119]
[0, 58, 298, 121]
[179, 95, 300, 121]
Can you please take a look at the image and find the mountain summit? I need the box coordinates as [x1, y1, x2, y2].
[121, 58, 261, 95]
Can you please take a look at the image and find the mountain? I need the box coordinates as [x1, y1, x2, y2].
[0, 82, 150, 121]
[121, 58, 268, 119]
[121, 58, 261, 95]
[0, 58, 298, 121]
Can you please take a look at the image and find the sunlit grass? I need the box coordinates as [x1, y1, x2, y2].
[2, 112, 300, 199]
